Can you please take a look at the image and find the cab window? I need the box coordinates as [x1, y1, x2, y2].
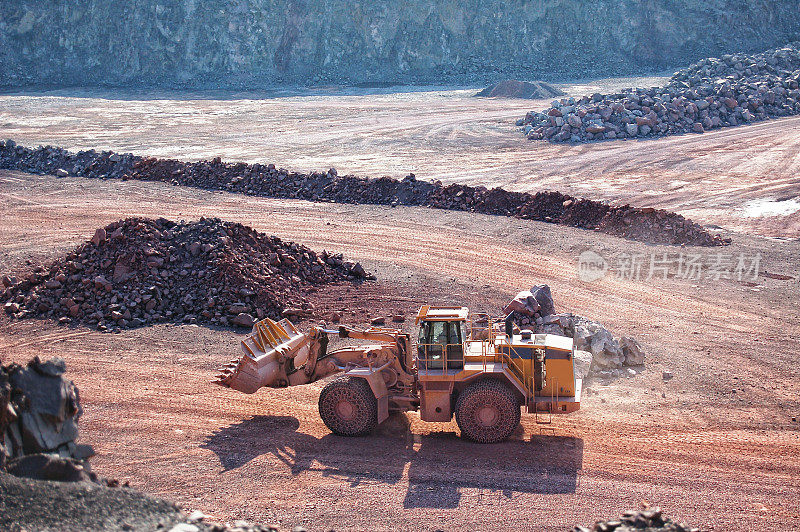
[447, 321, 461, 345]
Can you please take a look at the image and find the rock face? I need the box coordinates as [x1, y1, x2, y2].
[2, 1, 800, 88]
[521, 42, 800, 143]
[0, 217, 369, 331]
[475, 80, 565, 99]
[0, 141, 729, 247]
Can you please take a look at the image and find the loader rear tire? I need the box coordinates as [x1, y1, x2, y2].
[319, 376, 378, 436]
[455, 379, 520, 443]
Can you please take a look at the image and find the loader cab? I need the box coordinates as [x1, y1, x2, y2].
[415, 306, 468, 370]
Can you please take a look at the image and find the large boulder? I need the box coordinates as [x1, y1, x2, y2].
[573, 350, 593, 379]
[231, 313, 255, 328]
[567, 317, 626, 369]
[571, 323, 593, 349]
[503, 290, 540, 317]
[503, 284, 555, 319]
[531, 311, 646, 373]
[530, 285, 555, 317]
[588, 328, 625, 369]
[1, 357, 91, 467]
[534, 314, 565, 335]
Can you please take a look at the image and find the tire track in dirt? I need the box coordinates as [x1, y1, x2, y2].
[1, 170, 799, 530]
[3, 90, 800, 238]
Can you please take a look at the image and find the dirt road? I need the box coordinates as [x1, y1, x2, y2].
[1, 171, 799, 530]
[1, 84, 799, 238]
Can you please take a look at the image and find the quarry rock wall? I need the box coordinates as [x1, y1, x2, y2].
[1, 0, 800, 88]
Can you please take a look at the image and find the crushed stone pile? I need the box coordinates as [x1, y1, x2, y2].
[1, 472, 187, 532]
[521, 41, 800, 142]
[504, 285, 645, 377]
[573, 507, 699, 532]
[1, 470, 304, 532]
[0, 141, 728, 246]
[0, 217, 369, 332]
[1, 357, 96, 483]
[475, 79, 565, 99]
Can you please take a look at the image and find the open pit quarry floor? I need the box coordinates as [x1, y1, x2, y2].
[1, 81, 800, 530]
[0, 170, 799, 530]
[2, 82, 799, 239]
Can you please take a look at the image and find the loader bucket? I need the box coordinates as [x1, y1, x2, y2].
[212, 318, 310, 394]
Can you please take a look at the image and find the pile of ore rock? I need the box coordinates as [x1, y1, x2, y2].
[574, 507, 698, 532]
[475, 79, 565, 99]
[1, 357, 96, 483]
[0, 217, 368, 331]
[520, 41, 800, 142]
[0, 140, 728, 246]
[505, 286, 645, 377]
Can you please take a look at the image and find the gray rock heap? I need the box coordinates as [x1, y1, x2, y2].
[475, 80, 565, 99]
[504, 285, 645, 377]
[574, 507, 698, 532]
[521, 42, 800, 143]
[0, 217, 369, 332]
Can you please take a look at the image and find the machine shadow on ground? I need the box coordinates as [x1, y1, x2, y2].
[201, 414, 584, 510]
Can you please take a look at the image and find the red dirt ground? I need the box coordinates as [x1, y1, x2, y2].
[2, 171, 799, 530]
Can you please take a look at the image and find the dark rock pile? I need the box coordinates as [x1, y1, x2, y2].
[574, 507, 698, 532]
[521, 42, 800, 142]
[475, 80, 565, 99]
[0, 141, 728, 246]
[1, 217, 368, 331]
[0, 468, 299, 532]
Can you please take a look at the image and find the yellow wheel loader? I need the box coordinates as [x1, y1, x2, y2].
[214, 306, 581, 443]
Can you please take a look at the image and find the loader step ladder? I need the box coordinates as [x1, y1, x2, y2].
[532, 377, 557, 425]
[498, 346, 550, 425]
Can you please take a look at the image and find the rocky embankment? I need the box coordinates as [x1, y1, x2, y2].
[0, 141, 729, 246]
[0, 357, 305, 531]
[520, 42, 800, 142]
[0, 217, 368, 332]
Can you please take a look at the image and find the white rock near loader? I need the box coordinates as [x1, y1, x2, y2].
[504, 285, 646, 374]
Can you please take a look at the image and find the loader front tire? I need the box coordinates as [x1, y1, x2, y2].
[319, 376, 378, 436]
[455, 379, 520, 443]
